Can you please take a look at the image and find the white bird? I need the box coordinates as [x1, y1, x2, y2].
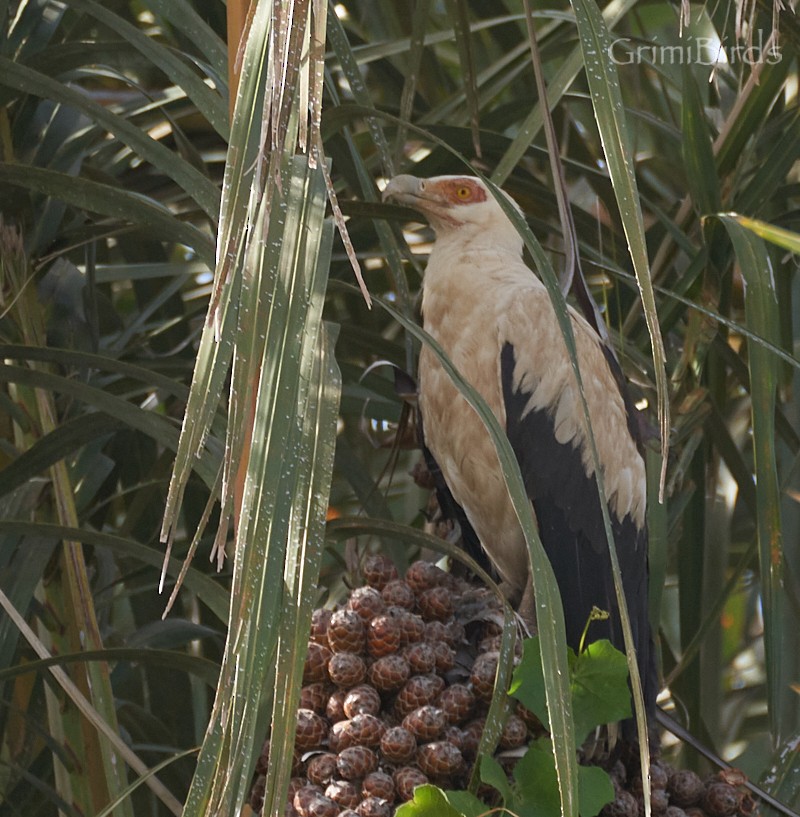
[382, 174, 657, 742]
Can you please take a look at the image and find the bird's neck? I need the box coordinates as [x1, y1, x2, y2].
[430, 223, 523, 260]
[425, 233, 534, 291]
[421, 235, 541, 332]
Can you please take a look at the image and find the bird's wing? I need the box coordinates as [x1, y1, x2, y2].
[497, 293, 654, 718]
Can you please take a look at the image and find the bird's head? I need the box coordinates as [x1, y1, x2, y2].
[382, 174, 524, 250]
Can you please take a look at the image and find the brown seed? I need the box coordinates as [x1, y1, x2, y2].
[405, 560, 445, 594]
[328, 652, 367, 687]
[367, 614, 402, 657]
[404, 642, 437, 674]
[295, 709, 328, 750]
[389, 608, 426, 644]
[684, 808, 707, 817]
[310, 609, 333, 645]
[424, 620, 453, 645]
[362, 771, 395, 801]
[306, 753, 338, 787]
[470, 651, 499, 701]
[499, 713, 528, 749]
[300, 682, 331, 714]
[395, 674, 446, 717]
[430, 640, 456, 673]
[328, 610, 366, 654]
[368, 654, 411, 691]
[702, 783, 739, 817]
[738, 794, 757, 816]
[255, 739, 270, 775]
[325, 779, 360, 810]
[651, 761, 669, 790]
[347, 586, 386, 622]
[303, 643, 332, 684]
[668, 770, 705, 808]
[649, 788, 671, 815]
[250, 774, 266, 812]
[343, 684, 382, 718]
[516, 701, 545, 733]
[288, 777, 307, 801]
[447, 619, 466, 646]
[609, 759, 627, 786]
[437, 684, 475, 724]
[602, 790, 639, 817]
[380, 725, 417, 763]
[363, 554, 398, 590]
[478, 633, 503, 653]
[482, 620, 503, 638]
[292, 749, 304, 777]
[402, 705, 446, 741]
[442, 724, 466, 751]
[417, 740, 464, 777]
[393, 766, 429, 801]
[337, 745, 378, 780]
[717, 769, 747, 788]
[664, 806, 686, 817]
[356, 797, 392, 817]
[326, 689, 347, 723]
[293, 786, 339, 817]
[417, 586, 454, 622]
[329, 720, 351, 753]
[342, 713, 386, 747]
[381, 580, 416, 610]
[631, 776, 669, 815]
[338, 812, 360, 817]
[461, 718, 485, 758]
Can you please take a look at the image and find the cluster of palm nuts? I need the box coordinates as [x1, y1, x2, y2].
[605, 762, 757, 817]
[249, 555, 537, 817]
[248, 556, 759, 817]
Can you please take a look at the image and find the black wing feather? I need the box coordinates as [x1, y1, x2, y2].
[500, 342, 657, 737]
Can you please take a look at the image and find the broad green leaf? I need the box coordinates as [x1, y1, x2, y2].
[493, 0, 640, 185]
[716, 213, 784, 739]
[0, 413, 123, 500]
[0, 647, 220, 687]
[479, 755, 514, 804]
[93, 748, 199, 817]
[139, 0, 227, 80]
[0, 520, 229, 621]
[511, 636, 632, 742]
[395, 784, 467, 817]
[681, 66, 720, 217]
[0, 57, 220, 219]
[0, 587, 182, 815]
[61, 0, 229, 139]
[513, 739, 614, 817]
[570, 639, 632, 741]
[729, 214, 800, 255]
[510, 636, 548, 726]
[513, 740, 563, 817]
[0, 345, 192, 396]
[0, 163, 215, 267]
[578, 765, 617, 817]
[443, 0, 481, 157]
[442, 789, 489, 817]
[0, 364, 219, 487]
[180, 156, 339, 817]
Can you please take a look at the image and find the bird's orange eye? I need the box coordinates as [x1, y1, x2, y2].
[455, 186, 472, 200]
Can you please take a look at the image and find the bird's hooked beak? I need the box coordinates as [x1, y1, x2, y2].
[382, 175, 427, 207]
[382, 175, 456, 228]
